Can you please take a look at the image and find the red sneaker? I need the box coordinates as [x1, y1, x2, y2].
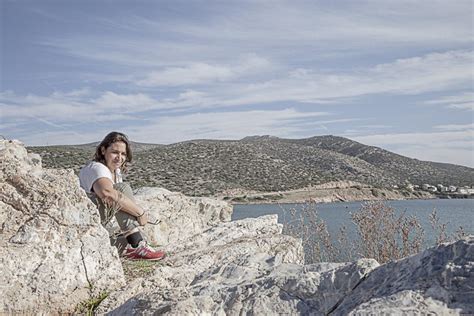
[123, 241, 166, 261]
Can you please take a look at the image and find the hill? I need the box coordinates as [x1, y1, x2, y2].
[27, 135, 473, 196]
[281, 135, 473, 188]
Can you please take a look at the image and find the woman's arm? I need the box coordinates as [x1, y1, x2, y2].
[92, 178, 148, 225]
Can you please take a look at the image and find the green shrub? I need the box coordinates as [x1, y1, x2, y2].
[371, 188, 379, 197]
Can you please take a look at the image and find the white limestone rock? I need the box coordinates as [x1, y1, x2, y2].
[0, 140, 125, 314]
[99, 241, 377, 314]
[96, 215, 307, 314]
[133, 186, 233, 246]
[334, 236, 474, 315]
[98, 227, 473, 315]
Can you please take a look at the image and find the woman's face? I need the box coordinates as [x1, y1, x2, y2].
[101, 141, 127, 172]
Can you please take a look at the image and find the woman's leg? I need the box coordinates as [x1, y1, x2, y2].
[112, 182, 141, 235]
[94, 183, 165, 260]
[90, 182, 140, 234]
[90, 182, 143, 251]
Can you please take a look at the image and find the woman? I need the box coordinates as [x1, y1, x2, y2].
[79, 131, 165, 261]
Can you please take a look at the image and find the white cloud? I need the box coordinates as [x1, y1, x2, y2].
[388, 145, 473, 168]
[352, 130, 473, 147]
[0, 90, 162, 122]
[137, 54, 272, 87]
[424, 92, 474, 111]
[128, 108, 329, 144]
[98, 49, 470, 111]
[76, 49, 472, 108]
[352, 129, 474, 167]
[2, 50, 472, 132]
[358, 125, 391, 129]
[138, 63, 234, 86]
[94, 91, 157, 110]
[51, 88, 92, 98]
[2, 49, 472, 133]
[367, 50, 472, 94]
[341, 125, 392, 136]
[424, 92, 473, 105]
[36, 1, 472, 70]
[1, 99, 89, 120]
[17, 129, 111, 146]
[447, 102, 474, 111]
[434, 123, 474, 131]
[197, 50, 474, 107]
[9, 107, 333, 146]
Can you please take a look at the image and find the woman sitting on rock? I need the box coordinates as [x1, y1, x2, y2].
[79, 131, 165, 261]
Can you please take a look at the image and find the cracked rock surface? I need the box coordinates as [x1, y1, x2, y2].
[133, 186, 232, 247]
[0, 140, 125, 314]
[333, 236, 474, 315]
[98, 232, 473, 315]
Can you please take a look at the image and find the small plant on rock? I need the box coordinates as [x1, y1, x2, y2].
[76, 291, 108, 316]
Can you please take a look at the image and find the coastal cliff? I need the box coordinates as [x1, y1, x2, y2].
[2, 139, 473, 315]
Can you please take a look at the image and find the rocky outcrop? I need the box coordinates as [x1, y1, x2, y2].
[3, 139, 472, 315]
[133, 187, 232, 246]
[96, 230, 473, 315]
[0, 139, 236, 314]
[96, 214, 308, 314]
[332, 236, 474, 315]
[0, 140, 126, 314]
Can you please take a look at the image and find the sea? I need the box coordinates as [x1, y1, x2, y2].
[232, 198, 473, 258]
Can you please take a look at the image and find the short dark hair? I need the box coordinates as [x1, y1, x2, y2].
[94, 131, 132, 172]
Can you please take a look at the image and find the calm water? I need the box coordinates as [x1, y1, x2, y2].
[232, 199, 473, 247]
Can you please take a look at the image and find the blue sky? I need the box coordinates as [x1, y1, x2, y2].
[1, 0, 473, 167]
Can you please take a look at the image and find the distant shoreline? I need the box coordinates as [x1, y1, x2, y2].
[229, 194, 473, 206]
[214, 185, 474, 205]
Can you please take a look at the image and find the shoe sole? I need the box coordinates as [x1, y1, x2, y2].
[123, 255, 166, 261]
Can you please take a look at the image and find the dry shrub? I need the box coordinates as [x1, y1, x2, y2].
[429, 209, 468, 245]
[351, 201, 424, 264]
[282, 200, 463, 264]
[429, 209, 448, 244]
[453, 226, 468, 240]
[282, 202, 355, 263]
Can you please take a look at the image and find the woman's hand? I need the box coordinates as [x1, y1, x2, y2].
[137, 211, 148, 226]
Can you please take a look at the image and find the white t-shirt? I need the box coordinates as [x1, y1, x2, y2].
[79, 161, 123, 193]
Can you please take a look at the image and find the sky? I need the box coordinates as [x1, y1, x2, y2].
[1, 0, 473, 167]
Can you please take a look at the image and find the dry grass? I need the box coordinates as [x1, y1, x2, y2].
[121, 258, 164, 281]
[283, 200, 465, 264]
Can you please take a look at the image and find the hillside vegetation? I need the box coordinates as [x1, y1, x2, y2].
[28, 135, 473, 197]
